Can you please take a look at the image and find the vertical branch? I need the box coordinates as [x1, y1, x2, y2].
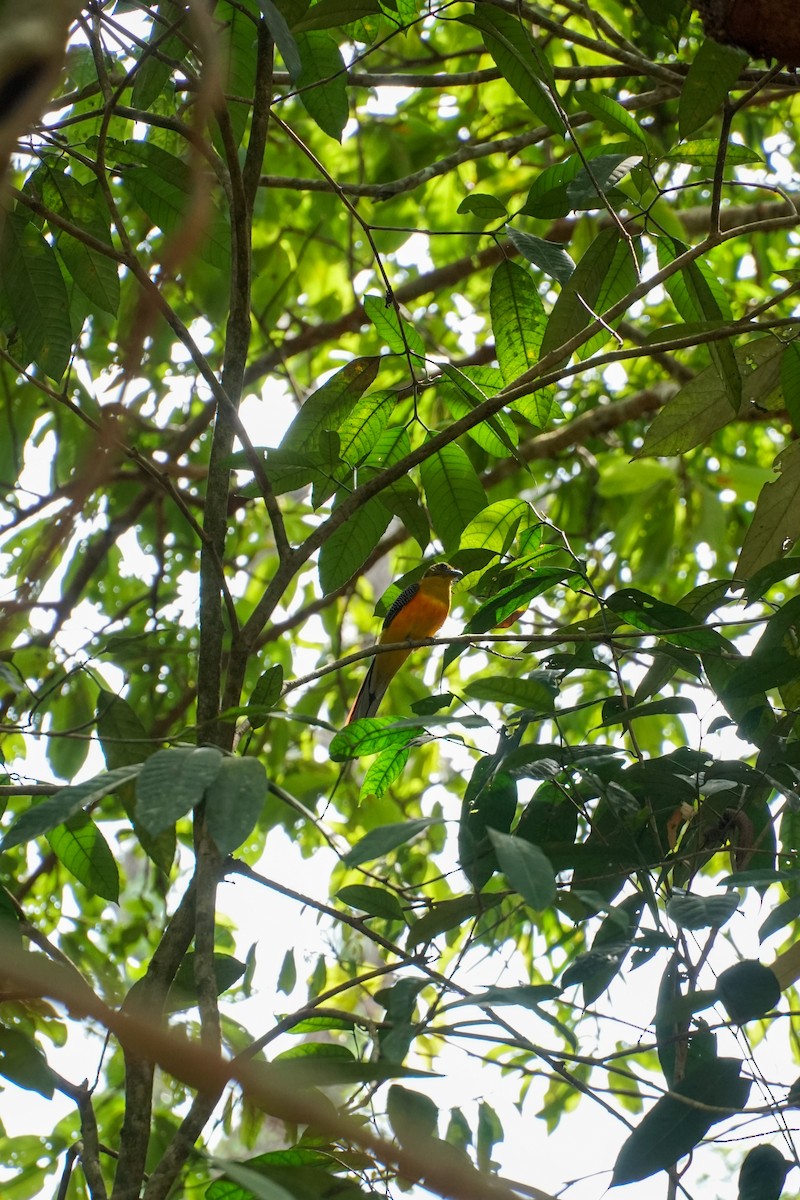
[189, 8, 277, 1172]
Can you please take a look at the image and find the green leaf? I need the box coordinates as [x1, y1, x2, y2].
[95, 690, 174, 873]
[522, 153, 633, 220]
[330, 718, 421, 761]
[600, 695, 696, 726]
[465, 568, 578, 634]
[405, 894, 500, 948]
[505, 228, 575, 284]
[387, 1084, 438, 1145]
[715, 961, 781, 1024]
[538, 228, 630, 366]
[205, 756, 267, 855]
[1, 765, 143, 850]
[281, 358, 380, 455]
[459, 9, 564, 135]
[452, 983, 560, 1009]
[458, 498, 536, 560]
[342, 817, 440, 866]
[759, 894, 800, 943]
[657, 236, 740, 409]
[781, 340, 800, 435]
[679, 39, 748, 139]
[218, 0, 261, 146]
[0, 212, 72, 381]
[459, 762, 517, 890]
[206, 1157, 297, 1200]
[737, 442, 800, 578]
[737, 1145, 791, 1200]
[0, 1027, 55, 1099]
[360, 744, 411, 799]
[490, 261, 549, 384]
[637, 337, 785, 458]
[168, 952, 246, 1010]
[612, 1057, 751, 1185]
[663, 139, 763, 168]
[277, 949, 296, 995]
[606, 588, 729, 652]
[477, 1101, 504, 1171]
[366, 427, 430, 550]
[295, 31, 348, 140]
[47, 811, 120, 902]
[248, 666, 284, 726]
[579, 89, 648, 146]
[293, 0, 382, 30]
[337, 884, 404, 920]
[667, 890, 740, 931]
[488, 829, 556, 909]
[438, 363, 520, 461]
[260, 0, 302, 76]
[363, 294, 425, 356]
[376, 976, 427, 1062]
[464, 672, 558, 713]
[135, 746, 224, 835]
[131, 1, 191, 110]
[420, 443, 486, 553]
[41, 169, 119, 316]
[318, 492, 392, 594]
[457, 193, 507, 222]
[565, 154, 642, 210]
[122, 143, 231, 271]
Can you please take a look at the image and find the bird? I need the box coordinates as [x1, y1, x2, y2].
[346, 563, 461, 724]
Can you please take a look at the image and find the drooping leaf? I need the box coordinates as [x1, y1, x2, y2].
[679, 39, 748, 138]
[490, 260, 548, 385]
[205, 756, 267, 855]
[459, 9, 564, 134]
[488, 829, 556, 910]
[294, 31, 348, 140]
[0, 212, 72, 380]
[135, 746, 224, 836]
[611, 1057, 751, 1185]
[47, 811, 120, 902]
[420, 443, 487, 553]
[737, 442, 800, 578]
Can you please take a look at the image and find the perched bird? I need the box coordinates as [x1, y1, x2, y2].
[346, 563, 461, 724]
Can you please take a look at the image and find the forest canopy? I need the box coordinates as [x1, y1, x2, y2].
[1, 2, 800, 1199]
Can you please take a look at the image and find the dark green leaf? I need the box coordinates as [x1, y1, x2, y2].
[337, 885, 404, 920]
[488, 829, 556, 909]
[667, 890, 740, 931]
[0, 1027, 55, 1099]
[1, 765, 143, 850]
[715, 961, 781, 1024]
[420, 443, 487, 553]
[135, 746, 224, 835]
[611, 1057, 751, 1185]
[295, 31, 348, 140]
[205, 756, 267, 855]
[168, 952, 246, 1010]
[342, 818, 440, 866]
[459, 10, 564, 134]
[387, 1084, 438, 1145]
[457, 193, 507, 222]
[504, 229, 575, 284]
[0, 212, 72, 380]
[679, 39, 747, 138]
[738, 1145, 791, 1200]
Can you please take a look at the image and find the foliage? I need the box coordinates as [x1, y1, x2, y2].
[1, 2, 800, 1199]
